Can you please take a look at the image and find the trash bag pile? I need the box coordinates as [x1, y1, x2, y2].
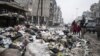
[0, 25, 39, 53]
[0, 24, 90, 56]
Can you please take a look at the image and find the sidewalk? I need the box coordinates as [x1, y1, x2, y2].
[84, 33, 100, 56]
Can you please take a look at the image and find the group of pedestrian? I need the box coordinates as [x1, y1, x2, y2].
[71, 20, 81, 35]
[71, 16, 86, 38]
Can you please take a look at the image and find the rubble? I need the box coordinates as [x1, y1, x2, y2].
[0, 49, 21, 56]
[0, 24, 91, 56]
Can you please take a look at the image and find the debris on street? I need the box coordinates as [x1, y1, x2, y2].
[0, 24, 91, 56]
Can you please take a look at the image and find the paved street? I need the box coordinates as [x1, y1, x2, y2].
[84, 33, 100, 56]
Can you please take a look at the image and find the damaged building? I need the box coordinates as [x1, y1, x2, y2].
[0, 0, 27, 27]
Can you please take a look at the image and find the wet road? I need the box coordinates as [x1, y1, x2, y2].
[84, 33, 100, 56]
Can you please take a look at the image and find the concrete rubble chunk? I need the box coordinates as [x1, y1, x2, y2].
[0, 49, 21, 56]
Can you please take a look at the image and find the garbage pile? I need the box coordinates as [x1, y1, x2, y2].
[24, 29, 90, 56]
[0, 24, 90, 56]
[0, 24, 39, 53]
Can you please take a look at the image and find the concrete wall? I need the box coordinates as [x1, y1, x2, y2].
[32, 0, 50, 17]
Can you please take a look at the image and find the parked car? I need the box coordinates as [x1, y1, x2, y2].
[86, 22, 96, 33]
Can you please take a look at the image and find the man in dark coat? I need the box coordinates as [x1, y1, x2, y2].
[80, 15, 86, 38]
[96, 19, 100, 40]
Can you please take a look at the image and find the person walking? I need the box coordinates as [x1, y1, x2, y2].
[71, 20, 77, 34]
[80, 15, 86, 38]
[76, 23, 81, 37]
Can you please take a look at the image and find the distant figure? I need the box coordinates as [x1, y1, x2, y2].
[80, 15, 86, 38]
[71, 20, 77, 34]
[76, 23, 81, 37]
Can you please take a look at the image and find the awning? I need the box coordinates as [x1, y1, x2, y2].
[0, 13, 18, 17]
[0, 13, 11, 17]
[18, 15, 25, 18]
[0, 13, 25, 20]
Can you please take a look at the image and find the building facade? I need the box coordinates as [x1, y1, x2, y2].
[0, 0, 27, 27]
[16, 0, 64, 26]
[53, 6, 63, 26]
[48, 0, 64, 26]
[90, 3, 99, 19]
[90, 1, 100, 24]
[47, 0, 56, 26]
[32, 0, 50, 25]
[83, 11, 92, 18]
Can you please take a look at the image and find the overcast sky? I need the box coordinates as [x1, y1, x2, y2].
[56, 0, 99, 24]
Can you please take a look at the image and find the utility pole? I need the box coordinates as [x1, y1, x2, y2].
[37, 0, 40, 26]
[41, 0, 43, 17]
[76, 8, 79, 17]
[37, 0, 43, 26]
[30, 0, 33, 23]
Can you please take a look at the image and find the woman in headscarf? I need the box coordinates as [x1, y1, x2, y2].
[71, 20, 77, 34]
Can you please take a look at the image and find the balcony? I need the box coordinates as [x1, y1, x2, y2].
[0, 0, 14, 2]
[0, 1, 27, 12]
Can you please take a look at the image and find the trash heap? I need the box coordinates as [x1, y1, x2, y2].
[0, 24, 90, 56]
[0, 25, 40, 53]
